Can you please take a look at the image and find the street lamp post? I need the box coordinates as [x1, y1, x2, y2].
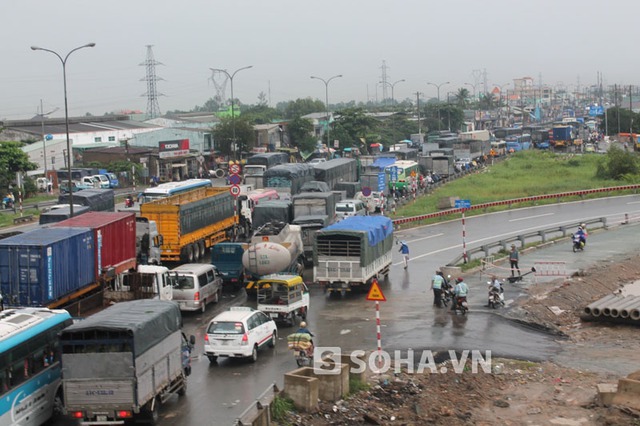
[379, 79, 405, 105]
[427, 81, 449, 131]
[210, 66, 253, 162]
[464, 82, 478, 101]
[31, 43, 96, 217]
[311, 74, 343, 148]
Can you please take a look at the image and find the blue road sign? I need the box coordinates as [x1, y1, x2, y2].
[455, 199, 471, 209]
[228, 174, 242, 185]
[377, 172, 385, 192]
[390, 166, 398, 182]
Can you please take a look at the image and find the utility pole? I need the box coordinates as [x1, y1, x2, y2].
[416, 92, 422, 134]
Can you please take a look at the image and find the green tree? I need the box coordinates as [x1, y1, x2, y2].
[595, 145, 639, 180]
[287, 117, 316, 152]
[0, 142, 37, 191]
[602, 107, 639, 136]
[478, 92, 497, 110]
[243, 104, 280, 124]
[212, 116, 256, 156]
[332, 108, 379, 152]
[453, 88, 471, 109]
[377, 113, 418, 147]
[284, 98, 325, 119]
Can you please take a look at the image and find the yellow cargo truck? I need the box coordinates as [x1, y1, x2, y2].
[141, 187, 237, 262]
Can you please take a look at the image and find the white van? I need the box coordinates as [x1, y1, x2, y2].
[92, 174, 111, 189]
[335, 199, 367, 221]
[169, 264, 223, 312]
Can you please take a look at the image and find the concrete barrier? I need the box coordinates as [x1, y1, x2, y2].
[284, 368, 319, 412]
[314, 362, 349, 402]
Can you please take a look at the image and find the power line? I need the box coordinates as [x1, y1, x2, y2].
[140, 45, 164, 118]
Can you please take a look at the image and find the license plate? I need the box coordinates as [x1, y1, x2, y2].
[97, 415, 107, 422]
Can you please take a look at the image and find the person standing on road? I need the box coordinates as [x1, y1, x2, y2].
[399, 241, 409, 269]
[431, 271, 444, 307]
[509, 244, 521, 277]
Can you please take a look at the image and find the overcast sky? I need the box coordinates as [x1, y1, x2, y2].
[1, 0, 637, 121]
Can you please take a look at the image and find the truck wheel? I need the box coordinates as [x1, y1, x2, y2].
[177, 380, 187, 397]
[198, 240, 206, 259]
[208, 355, 218, 364]
[250, 345, 258, 363]
[144, 397, 160, 424]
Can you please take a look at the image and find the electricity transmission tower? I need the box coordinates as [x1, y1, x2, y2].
[140, 45, 164, 118]
[209, 69, 229, 106]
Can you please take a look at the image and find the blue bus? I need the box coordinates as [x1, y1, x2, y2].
[141, 178, 213, 204]
[0, 307, 73, 426]
[506, 134, 532, 152]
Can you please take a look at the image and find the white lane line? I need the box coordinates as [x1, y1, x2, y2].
[508, 213, 554, 222]
[406, 233, 444, 243]
[627, 201, 640, 205]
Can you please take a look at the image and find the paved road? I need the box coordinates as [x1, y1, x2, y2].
[49, 195, 640, 425]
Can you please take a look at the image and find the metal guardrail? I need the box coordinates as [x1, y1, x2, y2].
[392, 184, 640, 227]
[234, 382, 280, 426]
[447, 218, 607, 266]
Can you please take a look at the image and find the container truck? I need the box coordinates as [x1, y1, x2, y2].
[140, 187, 237, 263]
[552, 125, 573, 148]
[243, 222, 304, 279]
[313, 216, 393, 295]
[53, 212, 137, 280]
[60, 300, 195, 424]
[0, 227, 96, 308]
[244, 152, 289, 178]
[211, 242, 245, 290]
[105, 264, 173, 304]
[251, 200, 293, 231]
[39, 205, 91, 224]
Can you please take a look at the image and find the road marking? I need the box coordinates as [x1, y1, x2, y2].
[405, 233, 444, 243]
[509, 213, 554, 222]
[627, 201, 640, 205]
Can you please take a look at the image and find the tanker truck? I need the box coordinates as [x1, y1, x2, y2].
[243, 222, 304, 294]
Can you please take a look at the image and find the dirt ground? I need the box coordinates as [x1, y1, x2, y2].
[282, 255, 640, 426]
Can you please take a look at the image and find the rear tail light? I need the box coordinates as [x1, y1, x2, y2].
[117, 410, 132, 419]
[194, 291, 200, 301]
[231, 278, 238, 282]
[71, 411, 84, 419]
[241, 333, 248, 345]
[204, 334, 209, 342]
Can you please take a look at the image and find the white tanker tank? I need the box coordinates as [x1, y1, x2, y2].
[242, 222, 304, 277]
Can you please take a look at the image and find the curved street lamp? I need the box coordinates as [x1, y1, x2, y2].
[310, 74, 343, 147]
[427, 81, 450, 131]
[210, 65, 253, 162]
[31, 42, 96, 217]
[464, 82, 478, 100]
[379, 79, 405, 105]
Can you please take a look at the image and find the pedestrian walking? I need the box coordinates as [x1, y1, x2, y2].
[431, 271, 444, 307]
[399, 241, 409, 269]
[509, 244, 521, 277]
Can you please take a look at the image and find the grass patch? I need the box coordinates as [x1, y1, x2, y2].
[0, 209, 41, 228]
[396, 151, 626, 222]
[270, 395, 295, 423]
[460, 258, 482, 272]
[348, 378, 370, 395]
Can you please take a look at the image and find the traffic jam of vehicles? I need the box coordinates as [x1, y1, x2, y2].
[0, 143, 496, 425]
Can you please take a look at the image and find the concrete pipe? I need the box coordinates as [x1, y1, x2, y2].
[215, 169, 225, 178]
[585, 294, 620, 316]
[621, 301, 640, 319]
[630, 308, 640, 321]
[610, 296, 640, 318]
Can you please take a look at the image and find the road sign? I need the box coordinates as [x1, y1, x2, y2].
[362, 186, 372, 197]
[230, 185, 241, 197]
[228, 174, 242, 185]
[377, 172, 386, 192]
[389, 166, 398, 182]
[410, 170, 416, 177]
[455, 199, 471, 209]
[366, 279, 386, 302]
[229, 164, 241, 174]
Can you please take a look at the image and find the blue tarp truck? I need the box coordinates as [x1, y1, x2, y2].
[313, 216, 393, 295]
[211, 242, 245, 290]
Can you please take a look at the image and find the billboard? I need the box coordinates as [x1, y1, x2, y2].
[159, 139, 190, 158]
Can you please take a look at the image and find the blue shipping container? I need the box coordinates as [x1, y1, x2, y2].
[0, 227, 95, 307]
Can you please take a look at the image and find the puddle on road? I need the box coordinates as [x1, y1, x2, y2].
[620, 280, 640, 296]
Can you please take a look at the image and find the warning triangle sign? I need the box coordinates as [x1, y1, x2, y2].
[366, 279, 386, 302]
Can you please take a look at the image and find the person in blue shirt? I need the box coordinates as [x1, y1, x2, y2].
[296, 321, 313, 337]
[576, 226, 587, 246]
[451, 277, 469, 311]
[399, 241, 410, 269]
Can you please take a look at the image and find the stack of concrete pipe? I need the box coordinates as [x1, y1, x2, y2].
[584, 294, 640, 322]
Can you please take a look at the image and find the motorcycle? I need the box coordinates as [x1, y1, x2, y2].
[124, 197, 135, 208]
[287, 333, 314, 367]
[2, 197, 14, 210]
[441, 286, 453, 308]
[572, 233, 585, 252]
[452, 296, 468, 315]
[487, 282, 505, 309]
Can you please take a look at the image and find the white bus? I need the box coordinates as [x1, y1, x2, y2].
[0, 307, 73, 426]
[141, 179, 213, 204]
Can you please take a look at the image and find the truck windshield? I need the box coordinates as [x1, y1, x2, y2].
[208, 322, 245, 334]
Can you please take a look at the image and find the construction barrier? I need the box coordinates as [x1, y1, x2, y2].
[534, 261, 567, 282]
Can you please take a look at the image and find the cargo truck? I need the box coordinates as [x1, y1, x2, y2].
[140, 187, 237, 263]
[313, 216, 393, 295]
[58, 188, 115, 212]
[60, 300, 195, 424]
[291, 192, 339, 264]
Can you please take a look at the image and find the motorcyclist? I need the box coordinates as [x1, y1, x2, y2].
[576, 226, 587, 247]
[295, 321, 314, 357]
[487, 275, 503, 306]
[451, 277, 469, 311]
[125, 195, 134, 208]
